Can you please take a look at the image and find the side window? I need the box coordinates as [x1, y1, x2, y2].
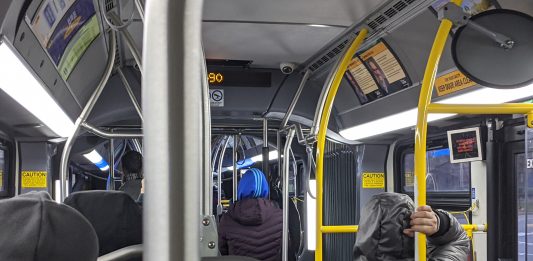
[402, 148, 471, 192]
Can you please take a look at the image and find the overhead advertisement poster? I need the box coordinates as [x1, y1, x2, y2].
[29, 0, 100, 80]
[345, 40, 412, 105]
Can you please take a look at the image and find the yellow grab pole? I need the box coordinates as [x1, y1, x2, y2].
[414, 1, 462, 260]
[321, 225, 359, 234]
[315, 28, 368, 261]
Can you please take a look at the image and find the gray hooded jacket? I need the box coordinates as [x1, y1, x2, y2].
[353, 193, 470, 261]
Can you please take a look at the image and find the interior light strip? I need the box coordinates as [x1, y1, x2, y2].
[340, 84, 533, 140]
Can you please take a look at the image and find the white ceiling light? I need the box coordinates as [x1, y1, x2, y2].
[250, 150, 278, 162]
[83, 149, 110, 171]
[224, 150, 279, 171]
[0, 42, 74, 137]
[340, 84, 533, 140]
[308, 24, 330, 28]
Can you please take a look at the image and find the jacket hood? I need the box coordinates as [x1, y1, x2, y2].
[0, 191, 99, 261]
[228, 198, 277, 226]
[354, 192, 415, 261]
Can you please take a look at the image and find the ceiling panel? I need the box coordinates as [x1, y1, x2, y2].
[203, 23, 345, 68]
[203, 0, 388, 26]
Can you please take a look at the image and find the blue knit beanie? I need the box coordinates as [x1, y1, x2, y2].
[237, 168, 269, 200]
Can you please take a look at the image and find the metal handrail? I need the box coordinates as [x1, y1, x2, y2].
[281, 70, 311, 128]
[97, 244, 142, 261]
[59, 30, 117, 201]
[314, 28, 367, 261]
[282, 128, 296, 261]
[413, 1, 462, 258]
[109, 12, 143, 73]
[81, 122, 142, 139]
[117, 68, 143, 121]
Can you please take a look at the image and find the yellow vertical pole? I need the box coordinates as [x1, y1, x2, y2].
[414, 1, 462, 260]
[315, 28, 368, 261]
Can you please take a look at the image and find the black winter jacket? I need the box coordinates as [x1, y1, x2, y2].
[354, 193, 470, 261]
[218, 198, 283, 261]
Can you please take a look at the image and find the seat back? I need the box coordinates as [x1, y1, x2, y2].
[0, 191, 99, 261]
[65, 190, 143, 256]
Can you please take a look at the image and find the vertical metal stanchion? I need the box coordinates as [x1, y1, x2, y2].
[232, 135, 239, 202]
[109, 138, 115, 190]
[217, 136, 230, 217]
[263, 119, 270, 178]
[282, 128, 296, 261]
[143, 0, 204, 259]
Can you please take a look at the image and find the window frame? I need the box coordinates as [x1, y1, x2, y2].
[394, 135, 472, 211]
[0, 140, 12, 198]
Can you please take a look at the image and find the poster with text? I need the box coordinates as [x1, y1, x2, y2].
[360, 41, 411, 95]
[345, 40, 411, 104]
[46, 0, 97, 65]
[29, 0, 77, 48]
[344, 56, 383, 104]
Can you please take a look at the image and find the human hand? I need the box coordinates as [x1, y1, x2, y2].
[403, 205, 438, 237]
[140, 179, 145, 194]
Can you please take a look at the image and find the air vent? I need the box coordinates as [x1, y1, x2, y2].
[384, 8, 398, 18]
[393, 1, 408, 11]
[305, 0, 420, 73]
[374, 15, 387, 24]
[105, 0, 115, 12]
[368, 21, 379, 30]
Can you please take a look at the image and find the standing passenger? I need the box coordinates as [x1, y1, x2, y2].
[218, 168, 283, 261]
[119, 150, 143, 200]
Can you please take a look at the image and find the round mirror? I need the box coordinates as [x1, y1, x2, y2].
[452, 9, 533, 89]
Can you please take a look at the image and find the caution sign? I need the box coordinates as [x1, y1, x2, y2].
[435, 70, 476, 97]
[21, 171, 47, 188]
[209, 89, 224, 107]
[362, 172, 385, 189]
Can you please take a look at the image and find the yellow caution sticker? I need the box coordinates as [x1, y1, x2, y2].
[0, 170, 3, 189]
[435, 70, 477, 97]
[21, 171, 47, 188]
[362, 172, 385, 189]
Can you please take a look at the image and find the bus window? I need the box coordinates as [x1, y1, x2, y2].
[402, 148, 470, 192]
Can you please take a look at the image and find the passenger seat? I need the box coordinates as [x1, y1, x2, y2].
[65, 190, 143, 258]
[0, 191, 99, 261]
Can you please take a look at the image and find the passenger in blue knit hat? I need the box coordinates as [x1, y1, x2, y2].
[218, 168, 284, 261]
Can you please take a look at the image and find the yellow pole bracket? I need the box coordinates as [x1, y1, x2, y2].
[315, 28, 368, 261]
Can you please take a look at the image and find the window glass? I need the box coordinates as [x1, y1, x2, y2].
[0, 149, 4, 192]
[403, 148, 470, 192]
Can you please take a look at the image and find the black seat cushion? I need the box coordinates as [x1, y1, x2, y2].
[65, 190, 142, 256]
[0, 191, 99, 261]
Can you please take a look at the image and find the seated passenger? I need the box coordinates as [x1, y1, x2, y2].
[64, 190, 143, 257]
[218, 168, 283, 261]
[0, 191, 98, 261]
[353, 192, 470, 261]
[119, 150, 144, 200]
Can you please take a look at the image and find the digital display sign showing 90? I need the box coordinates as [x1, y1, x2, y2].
[207, 70, 271, 87]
